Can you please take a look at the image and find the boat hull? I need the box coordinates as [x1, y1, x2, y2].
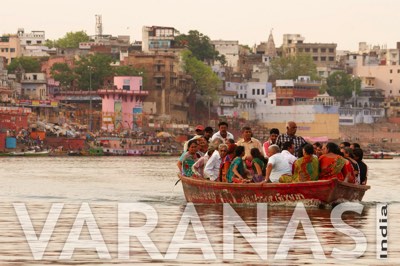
[179, 175, 370, 204]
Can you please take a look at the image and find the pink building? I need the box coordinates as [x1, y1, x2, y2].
[98, 76, 148, 131]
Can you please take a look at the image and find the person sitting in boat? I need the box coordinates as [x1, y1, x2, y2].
[313, 142, 323, 158]
[319, 142, 355, 183]
[211, 121, 234, 143]
[276, 121, 307, 156]
[339, 141, 351, 149]
[340, 147, 360, 184]
[196, 136, 209, 157]
[204, 144, 228, 181]
[281, 141, 297, 170]
[192, 146, 215, 178]
[181, 139, 200, 177]
[353, 148, 368, 185]
[236, 126, 264, 173]
[183, 125, 205, 152]
[177, 138, 202, 173]
[350, 142, 361, 150]
[264, 145, 292, 183]
[282, 143, 319, 183]
[226, 146, 247, 183]
[262, 128, 280, 158]
[220, 143, 237, 182]
[250, 148, 267, 183]
[204, 126, 214, 143]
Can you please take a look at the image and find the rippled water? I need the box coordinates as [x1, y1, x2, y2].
[0, 156, 398, 265]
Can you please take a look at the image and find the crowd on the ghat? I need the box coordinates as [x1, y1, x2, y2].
[177, 121, 368, 185]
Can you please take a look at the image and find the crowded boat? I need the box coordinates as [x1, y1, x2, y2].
[177, 121, 368, 186]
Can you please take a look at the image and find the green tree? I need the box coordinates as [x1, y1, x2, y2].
[44, 39, 56, 48]
[54, 31, 90, 49]
[7, 57, 41, 73]
[181, 50, 221, 101]
[326, 71, 361, 103]
[269, 54, 318, 81]
[114, 65, 144, 76]
[50, 63, 75, 90]
[175, 30, 220, 64]
[74, 54, 114, 90]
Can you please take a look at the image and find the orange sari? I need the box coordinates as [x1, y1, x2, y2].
[318, 154, 346, 181]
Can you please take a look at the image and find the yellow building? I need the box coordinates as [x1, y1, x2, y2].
[0, 35, 22, 64]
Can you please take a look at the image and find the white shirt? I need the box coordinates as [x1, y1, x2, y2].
[268, 153, 292, 183]
[204, 150, 222, 181]
[211, 131, 234, 143]
[281, 150, 297, 169]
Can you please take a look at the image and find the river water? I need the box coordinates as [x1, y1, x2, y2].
[0, 156, 398, 265]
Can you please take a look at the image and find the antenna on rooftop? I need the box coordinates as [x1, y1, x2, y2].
[95, 14, 103, 39]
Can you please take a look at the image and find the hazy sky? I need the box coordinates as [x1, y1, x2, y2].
[1, 0, 399, 51]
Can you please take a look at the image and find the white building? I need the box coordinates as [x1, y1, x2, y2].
[17, 28, 45, 46]
[211, 40, 239, 70]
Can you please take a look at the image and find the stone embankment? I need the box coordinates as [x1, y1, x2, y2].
[340, 122, 400, 152]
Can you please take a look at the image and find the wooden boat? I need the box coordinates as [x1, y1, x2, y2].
[179, 174, 370, 204]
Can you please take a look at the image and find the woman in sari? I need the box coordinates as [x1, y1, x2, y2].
[220, 143, 237, 182]
[181, 139, 200, 177]
[292, 143, 319, 182]
[319, 142, 355, 183]
[226, 146, 246, 183]
[251, 148, 267, 183]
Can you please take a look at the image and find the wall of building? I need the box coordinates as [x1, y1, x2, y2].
[354, 56, 400, 97]
[0, 35, 21, 64]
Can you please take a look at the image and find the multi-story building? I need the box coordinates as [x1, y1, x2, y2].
[275, 76, 321, 106]
[0, 35, 22, 64]
[211, 40, 239, 70]
[141, 26, 180, 53]
[98, 76, 148, 131]
[353, 54, 400, 97]
[281, 34, 337, 77]
[17, 28, 45, 46]
[20, 73, 47, 100]
[123, 51, 192, 122]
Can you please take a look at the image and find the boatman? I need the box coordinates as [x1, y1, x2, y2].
[276, 121, 306, 156]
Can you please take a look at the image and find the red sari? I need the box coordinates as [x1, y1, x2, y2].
[319, 154, 348, 181]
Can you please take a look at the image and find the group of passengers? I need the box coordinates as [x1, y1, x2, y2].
[177, 121, 368, 185]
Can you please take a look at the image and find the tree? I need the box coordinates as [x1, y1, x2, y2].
[175, 30, 220, 64]
[54, 31, 90, 49]
[181, 50, 221, 101]
[269, 54, 318, 81]
[114, 65, 144, 77]
[74, 54, 114, 90]
[326, 71, 361, 103]
[7, 57, 41, 73]
[50, 63, 75, 90]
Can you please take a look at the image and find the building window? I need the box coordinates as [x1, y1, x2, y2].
[321, 48, 326, 52]
[313, 48, 318, 53]
[257, 89, 260, 95]
[329, 57, 334, 61]
[27, 40, 31, 44]
[270, 100, 273, 104]
[37, 40, 42, 44]
[262, 89, 265, 95]
[390, 79, 393, 83]
[398, 69, 400, 73]
[329, 48, 334, 53]
[10, 48, 15, 52]
[252, 89, 255, 95]
[313, 56, 318, 61]
[321, 56, 326, 61]
[305, 48, 310, 52]
[298, 48, 303, 52]
[390, 69, 393, 73]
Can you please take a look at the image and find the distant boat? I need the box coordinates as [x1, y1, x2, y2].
[364, 153, 394, 159]
[9, 150, 50, 156]
[179, 174, 370, 205]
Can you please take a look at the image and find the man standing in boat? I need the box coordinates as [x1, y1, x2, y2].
[211, 122, 234, 143]
[236, 126, 264, 172]
[276, 121, 306, 156]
